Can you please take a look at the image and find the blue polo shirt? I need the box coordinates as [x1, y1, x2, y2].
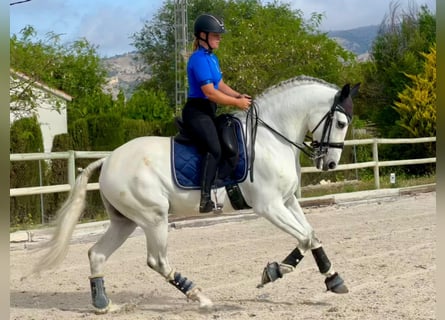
[187, 46, 222, 99]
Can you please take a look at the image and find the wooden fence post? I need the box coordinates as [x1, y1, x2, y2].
[373, 139, 380, 189]
[68, 150, 75, 188]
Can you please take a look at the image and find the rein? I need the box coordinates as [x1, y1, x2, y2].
[244, 96, 351, 182]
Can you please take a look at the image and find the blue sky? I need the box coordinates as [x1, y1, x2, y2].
[9, 0, 436, 58]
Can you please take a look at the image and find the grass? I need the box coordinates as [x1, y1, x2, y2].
[301, 174, 436, 198]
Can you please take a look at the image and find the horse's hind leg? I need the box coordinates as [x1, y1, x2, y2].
[88, 197, 137, 313]
[139, 209, 214, 309]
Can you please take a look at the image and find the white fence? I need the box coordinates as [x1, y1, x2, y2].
[10, 137, 436, 198]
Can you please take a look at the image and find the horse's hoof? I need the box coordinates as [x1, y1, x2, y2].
[197, 291, 214, 310]
[93, 299, 112, 314]
[325, 272, 349, 294]
[90, 276, 111, 311]
[331, 283, 349, 294]
[94, 307, 109, 315]
[258, 261, 283, 287]
[199, 299, 215, 311]
[187, 287, 214, 310]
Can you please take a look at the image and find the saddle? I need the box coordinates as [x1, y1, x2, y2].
[172, 114, 250, 210]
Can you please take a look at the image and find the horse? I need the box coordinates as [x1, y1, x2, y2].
[31, 75, 360, 313]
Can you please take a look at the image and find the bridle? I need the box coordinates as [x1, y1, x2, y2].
[245, 92, 352, 182]
[310, 93, 352, 159]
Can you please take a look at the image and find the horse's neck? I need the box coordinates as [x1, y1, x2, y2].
[253, 85, 332, 143]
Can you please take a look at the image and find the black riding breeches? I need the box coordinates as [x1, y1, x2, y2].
[182, 98, 222, 192]
[182, 98, 222, 162]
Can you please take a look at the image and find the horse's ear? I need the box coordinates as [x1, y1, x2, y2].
[350, 83, 361, 98]
[340, 84, 350, 100]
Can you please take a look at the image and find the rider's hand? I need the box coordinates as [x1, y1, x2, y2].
[239, 93, 252, 100]
[236, 94, 252, 110]
[237, 96, 251, 110]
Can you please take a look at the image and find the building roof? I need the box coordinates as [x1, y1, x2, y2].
[10, 68, 73, 102]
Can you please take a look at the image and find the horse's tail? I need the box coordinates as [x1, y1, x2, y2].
[30, 157, 106, 276]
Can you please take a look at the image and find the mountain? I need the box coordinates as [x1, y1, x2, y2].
[101, 52, 150, 99]
[102, 25, 379, 98]
[328, 25, 379, 57]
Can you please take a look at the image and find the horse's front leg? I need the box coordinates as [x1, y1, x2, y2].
[256, 196, 348, 293]
[258, 246, 348, 294]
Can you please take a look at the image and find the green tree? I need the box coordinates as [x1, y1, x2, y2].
[124, 88, 169, 120]
[10, 117, 45, 226]
[123, 87, 176, 135]
[88, 114, 125, 151]
[10, 26, 107, 121]
[68, 89, 116, 121]
[132, 0, 355, 105]
[218, 1, 354, 94]
[393, 44, 436, 139]
[122, 119, 154, 141]
[361, 3, 436, 137]
[43, 133, 72, 223]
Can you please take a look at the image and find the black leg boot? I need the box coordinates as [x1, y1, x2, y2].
[199, 191, 214, 213]
[199, 153, 217, 213]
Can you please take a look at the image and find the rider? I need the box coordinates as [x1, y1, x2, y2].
[182, 13, 252, 213]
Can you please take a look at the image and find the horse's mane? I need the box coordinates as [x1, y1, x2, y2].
[257, 75, 339, 99]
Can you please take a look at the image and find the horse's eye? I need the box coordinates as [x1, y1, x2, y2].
[336, 121, 346, 129]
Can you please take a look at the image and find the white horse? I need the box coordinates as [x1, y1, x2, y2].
[32, 76, 360, 312]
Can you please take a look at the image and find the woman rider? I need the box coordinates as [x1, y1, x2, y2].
[182, 14, 252, 213]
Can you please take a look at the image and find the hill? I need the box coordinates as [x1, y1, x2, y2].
[328, 25, 379, 56]
[101, 52, 150, 99]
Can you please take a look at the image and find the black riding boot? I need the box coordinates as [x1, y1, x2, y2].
[199, 153, 218, 213]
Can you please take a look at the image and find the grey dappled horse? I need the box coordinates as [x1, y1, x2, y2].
[32, 76, 360, 312]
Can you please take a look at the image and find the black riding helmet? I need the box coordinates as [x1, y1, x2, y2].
[193, 14, 226, 51]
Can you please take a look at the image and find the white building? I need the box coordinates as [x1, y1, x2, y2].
[10, 69, 72, 153]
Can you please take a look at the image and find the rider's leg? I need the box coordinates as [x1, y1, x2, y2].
[181, 102, 221, 213]
[199, 152, 219, 212]
[199, 133, 221, 213]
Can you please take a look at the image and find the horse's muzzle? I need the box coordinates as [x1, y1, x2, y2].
[328, 161, 337, 170]
[317, 159, 337, 171]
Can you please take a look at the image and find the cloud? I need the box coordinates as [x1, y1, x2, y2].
[76, 3, 157, 57]
[77, 8, 135, 56]
[10, 0, 71, 36]
[10, 0, 158, 57]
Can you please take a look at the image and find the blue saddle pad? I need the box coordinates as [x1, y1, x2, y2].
[171, 117, 248, 190]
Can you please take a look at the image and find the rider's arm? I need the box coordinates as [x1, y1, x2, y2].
[201, 82, 251, 110]
[219, 80, 252, 99]
[218, 80, 241, 97]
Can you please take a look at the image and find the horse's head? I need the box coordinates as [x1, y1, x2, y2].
[310, 82, 360, 171]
